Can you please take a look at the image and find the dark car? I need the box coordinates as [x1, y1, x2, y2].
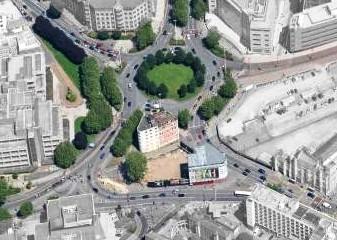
[129, 196, 136, 200]
[124, 97, 127, 102]
[70, 32, 76, 36]
[178, 193, 185, 197]
[259, 175, 266, 181]
[99, 153, 105, 159]
[126, 73, 130, 78]
[134, 64, 139, 70]
[212, 60, 217, 65]
[233, 163, 239, 168]
[212, 76, 215, 82]
[217, 71, 221, 77]
[307, 192, 315, 199]
[87, 175, 91, 180]
[192, 48, 196, 54]
[258, 168, 266, 174]
[209, 85, 214, 91]
[100, 145, 105, 151]
[92, 187, 98, 193]
[142, 195, 150, 199]
[128, 101, 132, 107]
[245, 168, 251, 173]
[159, 193, 166, 197]
[242, 171, 248, 176]
[163, 30, 167, 35]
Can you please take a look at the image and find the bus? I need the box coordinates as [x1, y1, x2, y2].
[234, 191, 252, 197]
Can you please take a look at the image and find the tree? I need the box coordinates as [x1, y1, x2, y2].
[18, 202, 33, 218]
[0, 208, 11, 221]
[203, 30, 221, 49]
[218, 78, 237, 99]
[72, 131, 88, 150]
[190, 0, 207, 20]
[54, 142, 77, 169]
[165, 51, 174, 63]
[173, 48, 186, 64]
[135, 22, 155, 50]
[184, 52, 195, 67]
[155, 50, 165, 65]
[85, 97, 113, 133]
[187, 79, 196, 93]
[79, 57, 100, 99]
[97, 31, 110, 40]
[83, 110, 101, 134]
[111, 31, 122, 40]
[145, 54, 157, 69]
[178, 109, 191, 129]
[177, 84, 187, 98]
[195, 70, 205, 86]
[0, 179, 20, 206]
[125, 152, 147, 182]
[100, 67, 123, 111]
[172, 0, 189, 27]
[157, 83, 168, 98]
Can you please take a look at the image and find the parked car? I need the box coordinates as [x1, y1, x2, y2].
[307, 192, 315, 199]
[212, 60, 217, 65]
[258, 168, 266, 174]
[178, 193, 185, 197]
[142, 195, 150, 199]
[233, 163, 239, 168]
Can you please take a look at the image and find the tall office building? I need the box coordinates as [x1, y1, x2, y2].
[52, 0, 157, 31]
[289, 0, 337, 52]
[246, 185, 337, 240]
[0, 0, 63, 172]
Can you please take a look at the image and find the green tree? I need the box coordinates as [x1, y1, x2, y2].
[184, 52, 195, 67]
[203, 30, 221, 49]
[111, 31, 122, 40]
[145, 54, 157, 68]
[155, 50, 165, 65]
[178, 109, 191, 129]
[83, 110, 101, 134]
[100, 67, 123, 111]
[178, 84, 187, 98]
[79, 57, 100, 99]
[54, 142, 77, 169]
[0, 208, 11, 221]
[187, 79, 196, 93]
[157, 83, 168, 98]
[97, 31, 110, 40]
[172, 0, 189, 27]
[173, 48, 186, 64]
[165, 51, 174, 63]
[198, 96, 226, 120]
[0, 179, 20, 206]
[73, 131, 88, 150]
[125, 152, 147, 182]
[135, 22, 155, 50]
[190, 0, 207, 20]
[218, 78, 237, 99]
[18, 202, 33, 218]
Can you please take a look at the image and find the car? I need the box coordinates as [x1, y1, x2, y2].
[197, 95, 202, 101]
[258, 168, 266, 174]
[128, 101, 132, 107]
[100, 145, 105, 151]
[212, 60, 217, 65]
[242, 171, 248, 176]
[89, 46, 95, 50]
[163, 30, 167, 35]
[192, 48, 196, 54]
[124, 97, 127, 102]
[129, 196, 136, 200]
[209, 85, 214, 91]
[288, 189, 293, 193]
[307, 192, 315, 199]
[212, 76, 215, 82]
[99, 153, 105, 159]
[245, 168, 251, 173]
[142, 195, 150, 199]
[126, 73, 130, 78]
[159, 193, 166, 197]
[217, 71, 221, 77]
[92, 187, 98, 193]
[259, 175, 266, 181]
[128, 83, 132, 88]
[178, 193, 185, 197]
[70, 32, 75, 36]
[233, 163, 239, 168]
[134, 64, 139, 69]
[145, 107, 151, 111]
[87, 175, 91, 180]
[162, 48, 168, 51]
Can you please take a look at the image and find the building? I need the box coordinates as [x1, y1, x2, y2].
[246, 184, 337, 240]
[51, 0, 157, 31]
[289, 0, 337, 52]
[188, 143, 227, 185]
[0, 0, 63, 172]
[137, 111, 179, 153]
[209, 0, 278, 55]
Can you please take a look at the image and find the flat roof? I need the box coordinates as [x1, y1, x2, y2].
[188, 143, 226, 168]
[90, 0, 145, 10]
[138, 111, 176, 131]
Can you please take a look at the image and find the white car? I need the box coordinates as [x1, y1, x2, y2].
[128, 83, 132, 88]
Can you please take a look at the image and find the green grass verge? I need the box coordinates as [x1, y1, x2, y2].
[147, 63, 194, 100]
[74, 117, 96, 143]
[41, 39, 81, 89]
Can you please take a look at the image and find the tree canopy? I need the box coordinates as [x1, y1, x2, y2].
[100, 67, 123, 111]
[0, 179, 20, 206]
[54, 142, 77, 169]
[178, 109, 191, 129]
[190, 0, 207, 20]
[0, 208, 11, 221]
[218, 78, 237, 99]
[125, 152, 147, 182]
[135, 22, 155, 50]
[18, 202, 33, 218]
[202, 30, 225, 58]
[172, 0, 189, 27]
[72, 131, 88, 150]
[198, 96, 226, 120]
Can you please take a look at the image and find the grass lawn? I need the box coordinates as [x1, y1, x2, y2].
[74, 117, 96, 143]
[147, 63, 195, 100]
[42, 39, 81, 89]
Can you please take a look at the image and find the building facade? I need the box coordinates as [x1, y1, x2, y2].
[0, 0, 63, 172]
[289, 0, 337, 52]
[209, 0, 278, 55]
[188, 143, 228, 185]
[247, 185, 337, 240]
[137, 111, 179, 153]
[52, 0, 157, 31]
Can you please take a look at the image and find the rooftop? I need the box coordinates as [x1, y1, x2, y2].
[188, 143, 226, 168]
[138, 111, 177, 131]
[90, 0, 146, 10]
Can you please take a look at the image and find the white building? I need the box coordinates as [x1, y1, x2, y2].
[209, 0, 278, 55]
[247, 184, 337, 240]
[52, 0, 157, 32]
[0, 0, 63, 172]
[137, 111, 179, 153]
[188, 143, 227, 185]
[289, 0, 337, 52]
